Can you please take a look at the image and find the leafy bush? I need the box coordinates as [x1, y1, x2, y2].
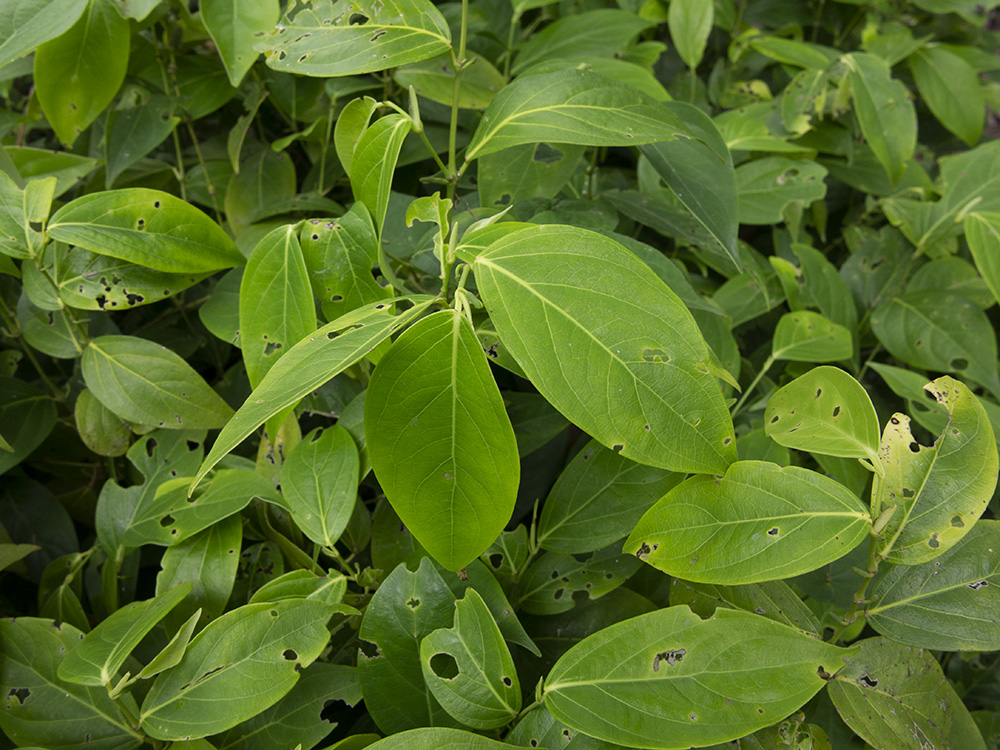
[1, 0, 1000, 747]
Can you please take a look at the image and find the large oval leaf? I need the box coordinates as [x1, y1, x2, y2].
[140, 599, 334, 740]
[765, 366, 881, 465]
[868, 520, 1000, 651]
[82, 336, 234, 430]
[624, 461, 871, 584]
[465, 70, 696, 161]
[365, 309, 519, 571]
[772, 310, 853, 362]
[474, 225, 735, 475]
[874, 376, 998, 564]
[256, 0, 451, 77]
[543, 605, 852, 749]
[368, 728, 527, 750]
[48, 189, 243, 273]
[201, 0, 279, 86]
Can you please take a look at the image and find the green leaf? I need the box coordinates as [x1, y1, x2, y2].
[357, 558, 460, 733]
[537, 438, 681, 554]
[420, 589, 521, 729]
[140, 599, 334, 740]
[639, 103, 739, 272]
[365, 309, 519, 571]
[625, 461, 870, 584]
[351, 115, 413, 235]
[5, 145, 99, 198]
[0, 543, 39, 573]
[0, 171, 30, 259]
[964, 212, 1000, 308]
[735, 157, 828, 224]
[474, 225, 736, 475]
[136, 609, 201, 681]
[155, 515, 242, 629]
[57, 583, 191, 686]
[82, 335, 234, 430]
[0, 0, 89, 68]
[465, 70, 697, 161]
[515, 546, 641, 615]
[193, 297, 434, 489]
[240, 225, 316, 395]
[844, 52, 917, 184]
[874, 376, 998, 565]
[202, 0, 280, 87]
[868, 519, 1000, 650]
[257, 0, 451, 77]
[48, 188, 243, 274]
[0, 618, 144, 749]
[249, 569, 350, 606]
[505, 391, 568, 457]
[105, 94, 181, 188]
[213, 663, 362, 750]
[772, 311, 853, 362]
[512, 10, 652, 74]
[334, 97, 378, 176]
[74, 387, 132, 457]
[282, 425, 359, 548]
[871, 291, 1000, 395]
[765, 366, 881, 465]
[367, 728, 526, 750]
[669, 578, 821, 633]
[543, 606, 853, 749]
[16, 293, 82, 359]
[477, 142, 585, 209]
[828, 637, 952, 750]
[668, 0, 713, 69]
[395, 52, 506, 110]
[909, 45, 983, 146]
[0, 378, 57, 477]
[33, 0, 129, 145]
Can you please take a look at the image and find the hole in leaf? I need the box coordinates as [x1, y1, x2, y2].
[349, 12, 369, 24]
[636, 542, 651, 560]
[430, 653, 459, 679]
[902, 487, 915, 498]
[553, 588, 565, 600]
[968, 580, 989, 591]
[502, 676, 512, 687]
[950, 357, 969, 370]
[859, 674, 879, 688]
[6, 687, 29, 704]
[951, 515, 965, 528]
[815, 388, 822, 398]
[489, 553, 503, 569]
[282, 649, 298, 661]
[928, 533, 941, 549]
[767, 527, 779, 537]
[642, 347, 670, 363]
[770, 415, 779, 423]
[159, 514, 175, 528]
[406, 597, 420, 609]
[652, 649, 686, 671]
[909, 442, 920, 453]
[832, 406, 840, 417]
[331, 295, 344, 302]
[263, 341, 282, 356]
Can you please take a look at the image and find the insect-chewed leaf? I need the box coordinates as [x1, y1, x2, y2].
[365, 309, 519, 571]
[367, 728, 528, 749]
[48, 189, 243, 273]
[282, 425, 359, 549]
[868, 520, 1000, 651]
[765, 366, 881, 465]
[772, 311, 853, 362]
[474, 225, 735, 475]
[57, 583, 192, 686]
[419, 589, 521, 729]
[140, 599, 334, 740]
[82, 336, 234, 430]
[256, 0, 452, 77]
[874, 376, 998, 565]
[465, 70, 696, 161]
[669, 578, 822, 634]
[515, 546, 640, 615]
[624, 461, 870, 584]
[828, 637, 953, 750]
[543, 605, 853, 749]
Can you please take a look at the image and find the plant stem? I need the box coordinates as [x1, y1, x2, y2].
[503, 11, 521, 81]
[731, 355, 775, 418]
[446, 0, 470, 195]
[827, 535, 879, 644]
[0, 295, 65, 400]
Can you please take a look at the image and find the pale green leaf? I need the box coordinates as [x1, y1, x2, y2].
[736, 157, 828, 224]
[544, 606, 853, 749]
[668, 0, 713, 69]
[474, 225, 736, 475]
[334, 97, 378, 176]
[136, 610, 201, 681]
[875, 376, 998, 565]
[74, 388, 131, 457]
[202, 0, 279, 87]
[625, 461, 870, 584]
[48, 189, 243, 274]
[772, 311, 853, 362]
[0, 0, 89, 68]
[368, 728, 525, 750]
[351, 115, 413, 235]
[248, 569, 349, 606]
[365, 309, 519, 570]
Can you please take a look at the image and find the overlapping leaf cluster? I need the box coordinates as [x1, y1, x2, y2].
[1, 0, 1000, 748]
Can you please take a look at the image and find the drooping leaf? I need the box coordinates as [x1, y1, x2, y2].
[0, 618, 144, 749]
[282, 425, 359, 548]
[537, 438, 681, 554]
[0, 0, 89, 68]
[193, 297, 434, 489]
[828, 637, 952, 750]
[874, 376, 998, 565]
[82, 335, 234, 430]
[543, 606, 853, 749]
[772, 311, 853, 362]
[365, 309, 519, 570]
[256, 0, 452, 77]
[140, 599, 334, 740]
[474, 225, 736, 475]
[765, 366, 881, 466]
[420, 589, 521, 729]
[201, 0, 280, 86]
[33, 0, 129, 145]
[48, 189, 243, 273]
[868, 520, 1000, 651]
[57, 583, 192, 686]
[625, 461, 870, 584]
[465, 70, 696, 161]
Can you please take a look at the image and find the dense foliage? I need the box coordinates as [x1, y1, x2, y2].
[1, 0, 1000, 747]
